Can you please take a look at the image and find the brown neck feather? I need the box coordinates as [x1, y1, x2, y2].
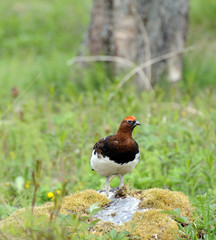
[116, 121, 133, 140]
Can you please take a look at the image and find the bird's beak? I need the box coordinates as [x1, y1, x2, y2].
[135, 120, 141, 126]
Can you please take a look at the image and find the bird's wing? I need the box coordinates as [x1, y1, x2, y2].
[93, 135, 115, 157]
[93, 135, 139, 164]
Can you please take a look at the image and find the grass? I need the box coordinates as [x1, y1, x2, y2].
[0, 0, 216, 239]
[184, 0, 216, 89]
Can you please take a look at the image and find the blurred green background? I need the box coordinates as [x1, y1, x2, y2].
[0, 0, 216, 222]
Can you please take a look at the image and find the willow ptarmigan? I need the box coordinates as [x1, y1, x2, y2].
[90, 116, 141, 195]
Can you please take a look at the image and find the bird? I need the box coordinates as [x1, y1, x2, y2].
[90, 116, 141, 195]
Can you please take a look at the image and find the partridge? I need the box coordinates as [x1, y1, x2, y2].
[91, 116, 141, 195]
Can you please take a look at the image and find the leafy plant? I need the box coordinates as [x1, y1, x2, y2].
[160, 208, 188, 225]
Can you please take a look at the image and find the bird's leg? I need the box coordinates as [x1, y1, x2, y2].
[104, 176, 110, 196]
[119, 175, 124, 188]
[101, 176, 115, 191]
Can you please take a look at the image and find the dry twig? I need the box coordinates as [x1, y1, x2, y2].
[67, 55, 151, 91]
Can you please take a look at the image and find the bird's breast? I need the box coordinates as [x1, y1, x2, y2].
[90, 151, 139, 177]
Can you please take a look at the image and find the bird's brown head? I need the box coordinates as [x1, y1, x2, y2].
[117, 116, 141, 136]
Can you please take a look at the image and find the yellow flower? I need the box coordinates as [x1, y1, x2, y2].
[5, 182, 10, 187]
[25, 183, 30, 189]
[181, 111, 187, 118]
[10, 152, 15, 159]
[56, 190, 61, 195]
[47, 192, 54, 198]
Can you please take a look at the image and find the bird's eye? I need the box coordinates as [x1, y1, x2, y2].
[127, 120, 132, 123]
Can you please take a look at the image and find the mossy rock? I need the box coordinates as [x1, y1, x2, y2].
[94, 186, 193, 239]
[0, 188, 193, 239]
[94, 210, 179, 239]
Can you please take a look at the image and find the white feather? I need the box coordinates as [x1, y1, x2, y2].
[90, 151, 139, 177]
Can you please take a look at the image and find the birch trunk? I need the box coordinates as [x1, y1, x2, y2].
[84, 0, 189, 90]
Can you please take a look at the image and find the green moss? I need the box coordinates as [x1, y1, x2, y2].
[119, 209, 179, 240]
[94, 221, 115, 234]
[0, 203, 53, 230]
[60, 189, 110, 214]
[134, 188, 193, 218]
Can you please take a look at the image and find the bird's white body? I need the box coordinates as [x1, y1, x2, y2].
[91, 151, 139, 177]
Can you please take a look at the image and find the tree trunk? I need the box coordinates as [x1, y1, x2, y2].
[84, 0, 189, 90]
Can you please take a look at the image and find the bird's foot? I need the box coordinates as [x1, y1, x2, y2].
[99, 187, 119, 193]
